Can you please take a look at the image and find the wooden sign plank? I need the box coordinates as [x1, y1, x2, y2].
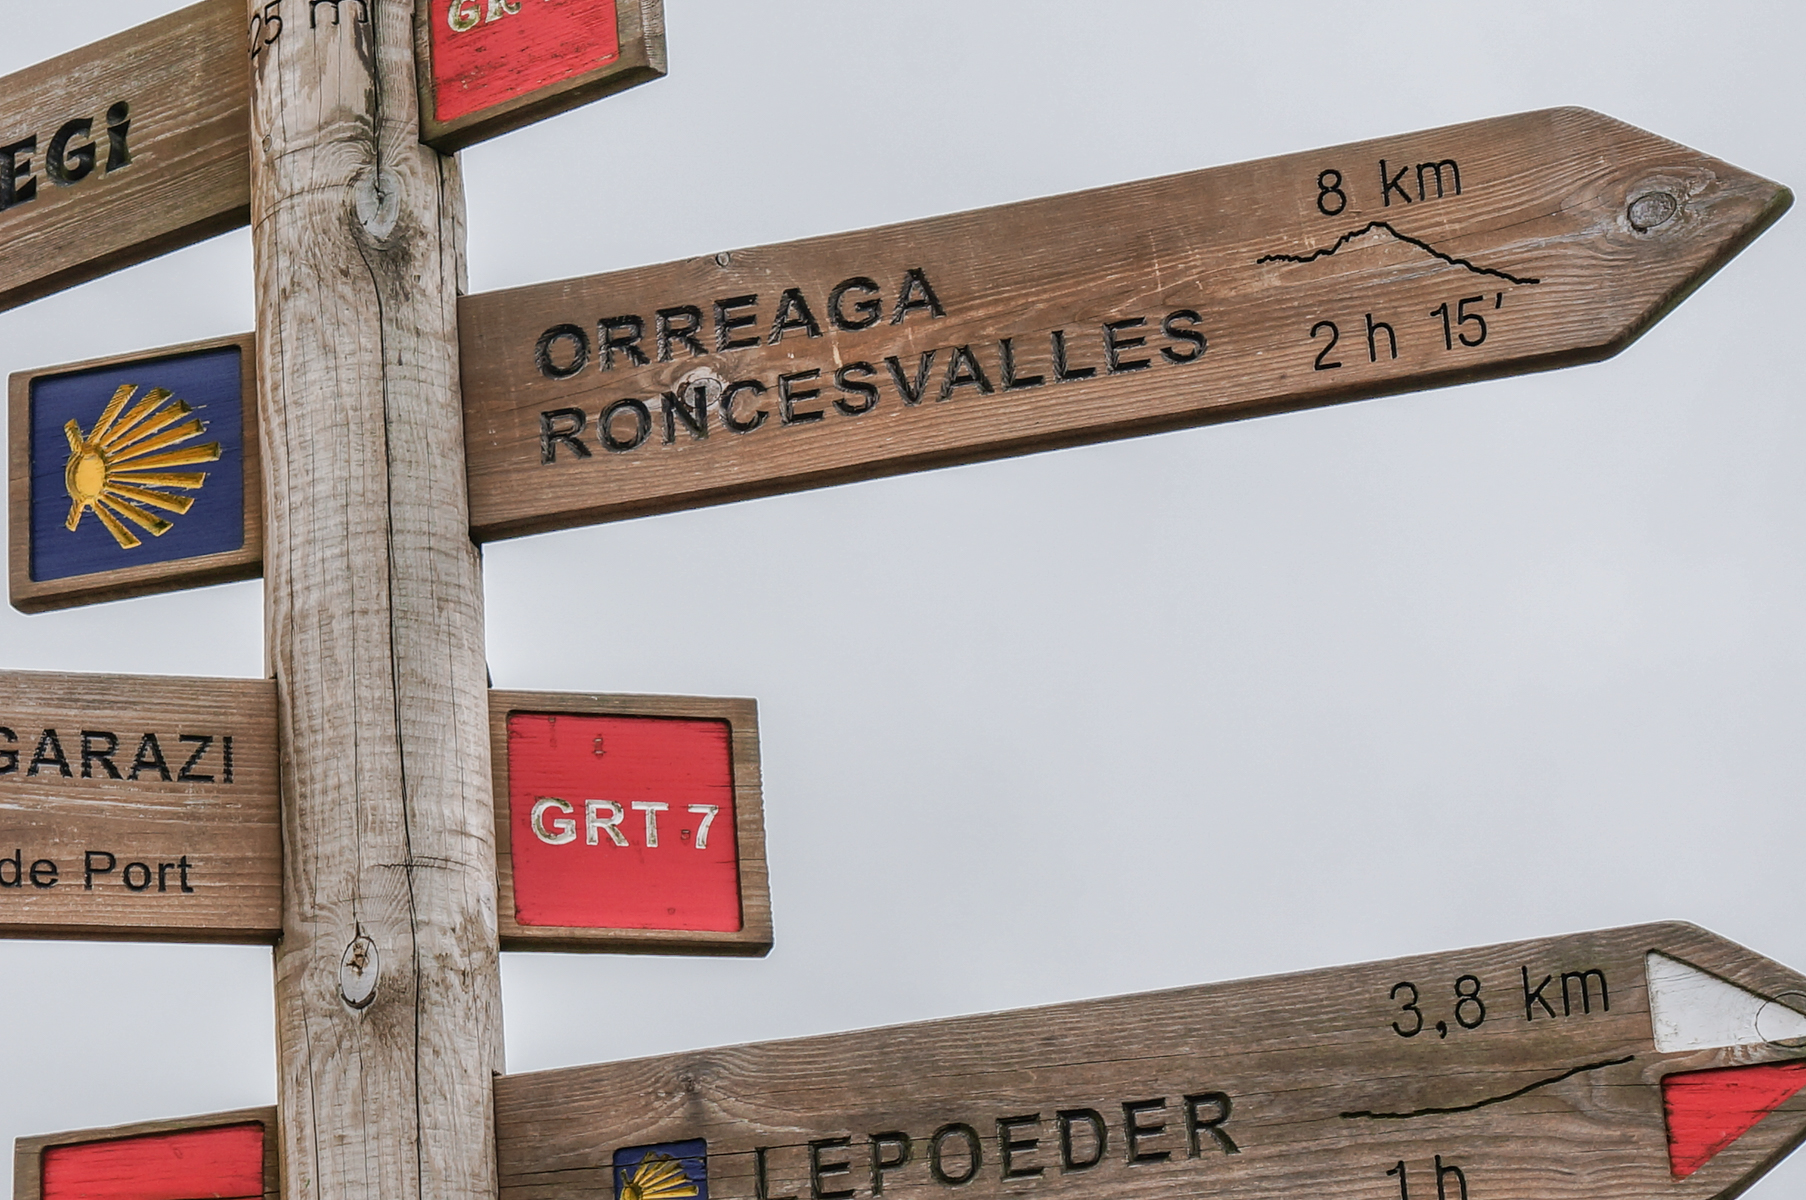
[0, 0, 249, 314]
[8, 335, 261, 614]
[457, 107, 1790, 540]
[0, 670, 280, 942]
[14, 1107, 276, 1200]
[493, 922, 1806, 1200]
[414, 0, 667, 152]
[490, 690, 771, 955]
[0, 673, 769, 952]
[30, 108, 1786, 608]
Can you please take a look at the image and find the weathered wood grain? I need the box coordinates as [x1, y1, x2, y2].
[251, 6, 502, 1200]
[489, 690, 771, 955]
[414, 0, 666, 152]
[14, 1107, 277, 1200]
[494, 923, 1806, 1200]
[0, 669, 278, 942]
[0, 0, 249, 313]
[458, 107, 1791, 540]
[8, 334, 262, 614]
[66, 109, 1789, 584]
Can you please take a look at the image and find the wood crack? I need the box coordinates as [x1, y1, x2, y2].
[1338, 1055, 1635, 1120]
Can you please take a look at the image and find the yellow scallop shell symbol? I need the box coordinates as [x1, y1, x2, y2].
[620, 1155, 700, 1200]
[62, 382, 222, 550]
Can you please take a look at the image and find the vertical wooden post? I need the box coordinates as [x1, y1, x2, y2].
[249, 5, 502, 1200]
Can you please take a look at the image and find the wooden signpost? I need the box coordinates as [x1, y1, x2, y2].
[491, 922, 1806, 1200]
[0, 0, 248, 314]
[0, 669, 279, 942]
[1, 7, 1800, 1200]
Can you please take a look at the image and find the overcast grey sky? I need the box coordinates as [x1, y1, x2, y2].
[1, 2, 1803, 1196]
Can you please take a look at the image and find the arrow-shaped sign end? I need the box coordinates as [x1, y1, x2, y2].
[1579, 110, 1793, 360]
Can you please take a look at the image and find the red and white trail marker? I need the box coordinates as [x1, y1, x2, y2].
[1649, 952, 1806, 1175]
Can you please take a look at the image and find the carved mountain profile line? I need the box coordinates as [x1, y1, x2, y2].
[1256, 220, 1541, 286]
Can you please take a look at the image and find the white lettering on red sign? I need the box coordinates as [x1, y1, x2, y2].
[529, 797, 720, 850]
[448, 0, 545, 34]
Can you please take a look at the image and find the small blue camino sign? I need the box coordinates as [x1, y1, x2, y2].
[11, 335, 260, 612]
[613, 1140, 708, 1200]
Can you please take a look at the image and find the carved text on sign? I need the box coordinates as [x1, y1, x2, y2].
[0, 671, 280, 941]
[487, 691, 770, 953]
[748, 1092, 1241, 1200]
[529, 797, 720, 849]
[0, 725, 236, 783]
[0, 849, 198, 894]
[248, 1, 372, 59]
[530, 267, 1208, 460]
[0, 103, 132, 213]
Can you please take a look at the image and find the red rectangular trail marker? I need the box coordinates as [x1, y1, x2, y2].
[507, 712, 741, 932]
[16, 1109, 275, 1200]
[416, 0, 667, 151]
[490, 690, 771, 955]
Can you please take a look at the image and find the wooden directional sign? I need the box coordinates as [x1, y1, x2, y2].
[15, 1108, 275, 1200]
[490, 690, 771, 955]
[22, 924, 1804, 1199]
[492, 922, 1806, 1200]
[0, 0, 248, 314]
[0, 670, 280, 942]
[457, 107, 1790, 540]
[18, 108, 1789, 606]
[9, 335, 261, 613]
[0, 675, 769, 950]
[415, 0, 667, 152]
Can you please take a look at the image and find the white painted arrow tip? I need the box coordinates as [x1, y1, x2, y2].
[1648, 952, 1806, 1052]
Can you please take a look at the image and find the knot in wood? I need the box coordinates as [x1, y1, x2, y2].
[676, 367, 727, 410]
[351, 166, 402, 241]
[339, 934, 380, 1009]
[1627, 190, 1679, 232]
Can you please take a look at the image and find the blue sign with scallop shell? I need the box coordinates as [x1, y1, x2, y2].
[28, 344, 245, 584]
[613, 1140, 708, 1200]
